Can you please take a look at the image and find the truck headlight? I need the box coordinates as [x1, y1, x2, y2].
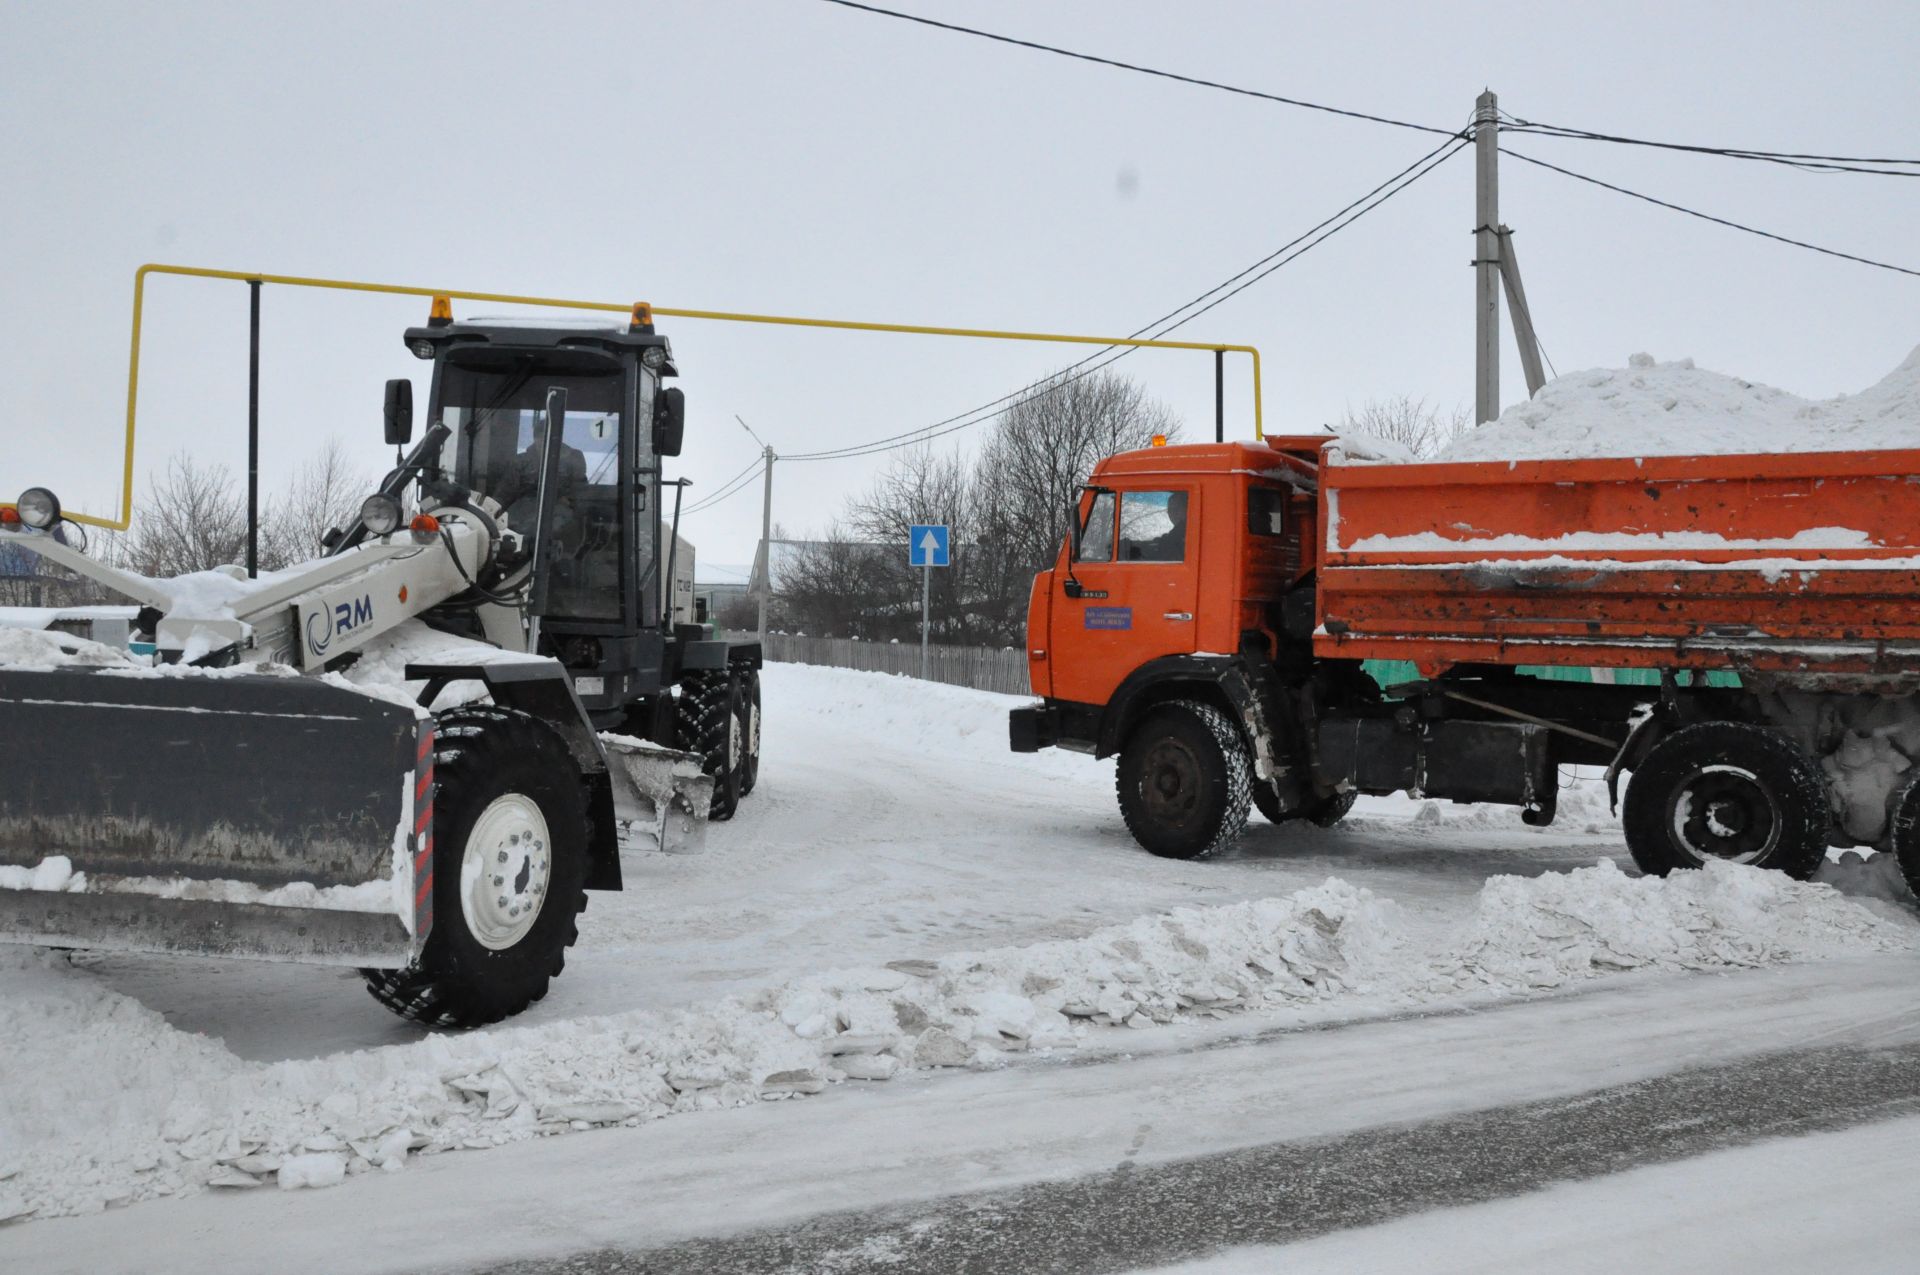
[15, 487, 61, 530]
[360, 493, 404, 537]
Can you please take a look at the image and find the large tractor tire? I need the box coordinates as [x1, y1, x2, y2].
[736, 666, 762, 798]
[1116, 699, 1252, 860]
[364, 705, 589, 1028]
[677, 669, 741, 821]
[1621, 721, 1829, 880]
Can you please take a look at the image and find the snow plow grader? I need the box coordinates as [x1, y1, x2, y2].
[0, 301, 762, 1026]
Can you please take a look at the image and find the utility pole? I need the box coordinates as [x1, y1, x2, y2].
[1474, 90, 1501, 425]
[1496, 227, 1547, 397]
[756, 444, 774, 644]
[735, 416, 775, 645]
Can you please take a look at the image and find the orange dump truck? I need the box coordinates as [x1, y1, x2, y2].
[1011, 436, 1920, 887]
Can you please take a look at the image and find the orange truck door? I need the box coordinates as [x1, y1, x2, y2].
[1050, 486, 1201, 705]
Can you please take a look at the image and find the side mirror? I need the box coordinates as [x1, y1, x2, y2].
[383, 379, 414, 447]
[655, 387, 686, 458]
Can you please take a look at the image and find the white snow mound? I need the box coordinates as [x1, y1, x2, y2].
[1429, 345, 1920, 463]
[0, 864, 1910, 1222]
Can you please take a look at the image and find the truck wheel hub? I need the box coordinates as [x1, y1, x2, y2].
[1669, 764, 1778, 864]
[459, 793, 551, 950]
[1142, 739, 1202, 821]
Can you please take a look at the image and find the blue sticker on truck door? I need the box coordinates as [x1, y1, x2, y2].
[1084, 606, 1132, 630]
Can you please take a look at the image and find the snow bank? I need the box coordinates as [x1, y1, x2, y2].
[1, 863, 1910, 1223]
[0, 625, 136, 671]
[1426, 346, 1920, 464]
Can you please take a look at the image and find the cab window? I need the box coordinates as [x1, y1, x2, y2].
[1118, 490, 1188, 563]
[1076, 491, 1115, 562]
[1248, 487, 1287, 536]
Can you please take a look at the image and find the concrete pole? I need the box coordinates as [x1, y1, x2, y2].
[1474, 90, 1501, 425]
[1496, 226, 1547, 396]
[756, 444, 774, 644]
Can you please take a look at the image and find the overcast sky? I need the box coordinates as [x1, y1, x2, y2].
[3, 0, 1915, 567]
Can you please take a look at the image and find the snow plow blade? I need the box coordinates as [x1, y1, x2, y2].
[601, 733, 712, 855]
[0, 668, 429, 968]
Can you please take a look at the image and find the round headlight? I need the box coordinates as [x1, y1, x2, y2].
[359, 493, 404, 537]
[411, 340, 436, 360]
[641, 346, 666, 371]
[15, 487, 61, 530]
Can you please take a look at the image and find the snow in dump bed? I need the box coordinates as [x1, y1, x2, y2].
[1394, 345, 1920, 464]
[0, 862, 1910, 1222]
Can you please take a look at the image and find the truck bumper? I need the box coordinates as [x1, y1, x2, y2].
[1009, 703, 1054, 753]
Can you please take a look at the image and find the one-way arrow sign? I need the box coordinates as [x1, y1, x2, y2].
[908, 524, 950, 568]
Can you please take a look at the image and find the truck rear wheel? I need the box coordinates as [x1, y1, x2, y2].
[1622, 721, 1829, 879]
[364, 706, 589, 1029]
[1886, 772, 1920, 897]
[1117, 700, 1251, 860]
[677, 670, 741, 820]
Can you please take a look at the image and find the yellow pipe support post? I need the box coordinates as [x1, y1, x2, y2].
[65, 263, 1266, 530]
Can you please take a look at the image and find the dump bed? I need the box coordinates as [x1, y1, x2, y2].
[1313, 447, 1920, 684]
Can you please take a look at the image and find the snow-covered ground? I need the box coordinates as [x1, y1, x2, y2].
[1, 664, 1916, 1256]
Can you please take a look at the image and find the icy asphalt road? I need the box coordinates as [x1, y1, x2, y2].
[8, 951, 1919, 1274]
[476, 1039, 1920, 1275]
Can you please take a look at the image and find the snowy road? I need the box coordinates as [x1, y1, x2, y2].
[77, 665, 1625, 1064]
[4, 664, 1918, 1271]
[8, 952, 1920, 1274]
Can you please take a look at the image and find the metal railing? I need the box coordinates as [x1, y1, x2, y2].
[29, 263, 1265, 531]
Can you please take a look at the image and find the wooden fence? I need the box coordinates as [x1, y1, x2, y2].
[761, 633, 1032, 696]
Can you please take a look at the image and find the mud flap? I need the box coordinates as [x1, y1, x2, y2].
[0, 668, 430, 968]
[600, 733, 713, 855]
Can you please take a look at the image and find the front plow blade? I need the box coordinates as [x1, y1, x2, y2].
[0, 668, 430, 968]
[602, 734, 712, 855]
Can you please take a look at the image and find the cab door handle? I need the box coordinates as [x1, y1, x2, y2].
[1163, 611, 1193, 622]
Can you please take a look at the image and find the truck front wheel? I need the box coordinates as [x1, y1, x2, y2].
[1117, 700, 1252, 860]
[363, 706, 589, 1028]
[1621, 721, 1829, 879]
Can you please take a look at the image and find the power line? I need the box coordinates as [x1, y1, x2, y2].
[785, 133, 1468, 464]
[682, 466, 764, 516]
[681, 456, 764, 515]
[1498, 111, 1920, 178]
[1502, 148, 1920, 280]
[815, 0, 1460, 138]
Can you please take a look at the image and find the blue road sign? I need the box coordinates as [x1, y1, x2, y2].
[909, 524, 950, 568]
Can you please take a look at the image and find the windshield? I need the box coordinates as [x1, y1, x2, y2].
[437, 351, 629, 622]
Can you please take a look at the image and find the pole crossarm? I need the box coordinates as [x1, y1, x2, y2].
[52, 263, 1266, 532]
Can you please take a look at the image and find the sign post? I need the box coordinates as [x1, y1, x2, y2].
[908, 524, 950, 680]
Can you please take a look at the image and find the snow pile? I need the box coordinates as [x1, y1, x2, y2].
[0, 624, 135, 671]
[1431, 859, 1909, 991]
[2, 864, 1912, 1222]
[0, 856, 84, 893]
[1428, 346, 1920, 464]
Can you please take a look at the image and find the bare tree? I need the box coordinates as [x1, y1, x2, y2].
[974, 369, 1180, 580]
[777, 524, 893, 638]
[124, 454, 249, 578]
[260, 438, 373, 569]
[1335, 395, 1467, 460]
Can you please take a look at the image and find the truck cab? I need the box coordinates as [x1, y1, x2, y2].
[401, 308, 732, 732]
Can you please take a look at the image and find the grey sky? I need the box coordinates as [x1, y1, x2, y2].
[3, 0, 1915, 566]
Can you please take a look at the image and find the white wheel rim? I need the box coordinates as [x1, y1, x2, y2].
[749, 694, 761, 760]
[459, 794, 551, 950]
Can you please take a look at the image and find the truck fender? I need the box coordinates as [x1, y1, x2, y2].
[405, 657, 623, 891]
[1605, 708, 1665, 815]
